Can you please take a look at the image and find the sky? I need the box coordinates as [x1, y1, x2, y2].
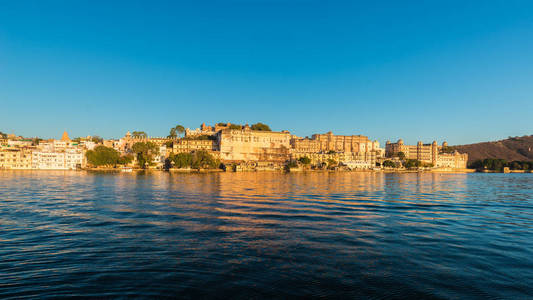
[1, 0, 532, 145]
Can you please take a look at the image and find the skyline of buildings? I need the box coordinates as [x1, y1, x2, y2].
[0, 122, 468, 171]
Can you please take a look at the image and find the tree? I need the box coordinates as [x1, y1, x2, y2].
[285, 160, 299, 171]
[327, 158, 338, 168]
[440, 146, 455, 154]
[168, 125, 185, 139]
[191, 150, 219, 169]
[383, 160, 396, 168]
[85, 145, 121, 166]
[298, 156, 311, 165]
[397, 152, 406, 161]
[0, 131, 6, 139]
[404, 159, 422, 169]
[169, 152, 193, 168]
[118, 154, 134, 165]
[175, 125, 185, 137]
[132, 131, 148, 139]
[91, 136, 103, 144]
[229, 124, 242, 130]
[168, 128, 177, 139]
[167, 151, 220, 169]
[132, 142, 158, 168]
[250, 122, 271, 131]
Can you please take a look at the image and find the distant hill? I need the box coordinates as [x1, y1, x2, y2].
[453, 135, 533, 163]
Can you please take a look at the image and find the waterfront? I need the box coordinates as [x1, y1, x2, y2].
[0, 171, 532, 298]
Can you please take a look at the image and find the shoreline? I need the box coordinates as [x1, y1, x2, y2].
[2, 168, 530, 174]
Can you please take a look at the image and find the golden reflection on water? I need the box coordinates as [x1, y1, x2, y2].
[0, 170, 472, 237]
[1, 170, 531, 299]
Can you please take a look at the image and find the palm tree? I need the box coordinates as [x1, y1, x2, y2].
[175, 125, 185, 137]
[168, 125, 185, 139]
[168, 128, 177, 139]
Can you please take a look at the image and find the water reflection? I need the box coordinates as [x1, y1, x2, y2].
[0, 171, 532, 299]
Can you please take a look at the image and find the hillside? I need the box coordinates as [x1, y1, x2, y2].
[453, 135, 533, 163]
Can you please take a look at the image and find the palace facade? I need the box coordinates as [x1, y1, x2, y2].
[217, 126, 291, 162]
[385, 139, 468, 169]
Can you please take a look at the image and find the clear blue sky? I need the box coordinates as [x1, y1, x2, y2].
[1, 1, 532, 145]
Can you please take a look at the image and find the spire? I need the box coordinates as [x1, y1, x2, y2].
[61, 131, 71, 141]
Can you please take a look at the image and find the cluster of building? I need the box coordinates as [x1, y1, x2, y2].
[0, 132, 85, 170]
[385, 139, 468, 169]
[0, 123, 469, 170]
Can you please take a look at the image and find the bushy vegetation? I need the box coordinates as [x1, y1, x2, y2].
[327, 158, 338, 168]
[298, 156, 311, 165]
[397, 151, 406, 161]
[382, 160, 398, 168]
[229, 124, 243, 130]
[132, 142, 158, 168]
[284, 160, 299, 171]
[166, 150, 220, 169]
[132, 131, 147, 139]
[73, 136, 103, 144]
[86, 146, 132, 167]
[469, 159, 533, 171]
[440, 146, 456, 154]
[0, 131, 6, 138]
[404, 159, 422, 169]
[250, 122, 271, 131]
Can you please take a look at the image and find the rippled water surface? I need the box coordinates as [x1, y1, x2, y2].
[1, 171, 532, 299]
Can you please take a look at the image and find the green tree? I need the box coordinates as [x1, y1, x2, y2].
[327, 158, 338, 168]
[284, 160, 299, 171]
[298, 156, 311, 165]
[132, 142, 158, 168]
[132, 131, 148, 139]
[397, 152, 406, 161]
[250, 122, 271, 131]
[404, 159, 422, 169]
[169, 125, 185, 139]
[91, 136, 103, 143]
[169, 152, 193, 168]
[229, 124, 242, 130]
[118, 154, 134, 165]
[383, 160, 396, 168]
[191, 150, 219, 169]
[85, 146, 121, 166]
[168, 128, 177, 139]
[440, 146, 455, 154]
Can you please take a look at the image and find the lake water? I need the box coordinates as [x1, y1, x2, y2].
[0, 171, 532, 299]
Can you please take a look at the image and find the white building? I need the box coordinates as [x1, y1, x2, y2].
[32, 149, 84, 170]
[342, 160, 374, 170]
